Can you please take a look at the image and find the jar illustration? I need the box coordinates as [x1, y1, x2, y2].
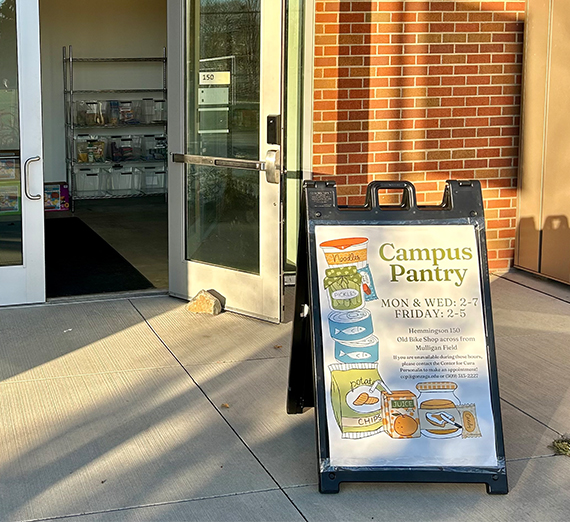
[320, 237, 378, 301]
[323, 266, 363, 311]
[416, 381, 462, 439]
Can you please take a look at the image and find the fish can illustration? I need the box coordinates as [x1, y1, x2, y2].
[328, 309, 374, 341]
[334, 334, 379, 364]
[323, 266, 363, 311]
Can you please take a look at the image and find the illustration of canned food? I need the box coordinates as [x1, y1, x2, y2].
[323, 266, 363, 311]
[328, 309, 373, 341]
[334, 334, 379, 363]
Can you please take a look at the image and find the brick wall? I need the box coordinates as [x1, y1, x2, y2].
[312, 0, 525, 271]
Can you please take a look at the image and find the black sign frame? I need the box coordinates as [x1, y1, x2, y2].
[287, 180, 508, 495]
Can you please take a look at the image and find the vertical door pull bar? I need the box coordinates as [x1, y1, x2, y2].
[24, 156, 42, 200]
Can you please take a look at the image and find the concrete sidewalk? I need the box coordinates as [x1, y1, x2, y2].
[0, 271, 569, 521]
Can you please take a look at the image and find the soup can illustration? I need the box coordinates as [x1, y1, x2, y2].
[320, 237, 378, 301]
[323, 266, 363, 311]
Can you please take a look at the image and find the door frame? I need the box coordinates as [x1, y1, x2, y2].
[167, 0, 283, 322]
[0, 0, 45, 307]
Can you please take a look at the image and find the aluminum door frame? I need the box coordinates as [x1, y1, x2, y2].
[0, 0, 45, 307]
[167, 0, 283, 322]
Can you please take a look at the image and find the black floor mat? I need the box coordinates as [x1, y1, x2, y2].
[45, 217, 155, 298]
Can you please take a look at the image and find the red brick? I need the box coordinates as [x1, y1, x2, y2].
[388, 162, 414, 172]
[440, 119, 466, 128]
[414, 161, 439, 171]
[415, 119, 440, 128]
[405, 2, 431, 10]
[489, 158, 514, 168]
[452, 128, 477, 138]
[456, 23, 481, 32]
[466, 117, 490, 127]
[453, 107, 477, 117]
[465, 138, 489, 147]
[440, 139, 465, 148]
[465, 159, 489, 169]
[478, 128, 502, 137]
[378, 1, 405, 10]
[416, 76, 443, 86]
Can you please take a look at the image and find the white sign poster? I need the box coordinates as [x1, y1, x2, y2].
[315, 224, 498, 469]
[199, 71, 231, 85]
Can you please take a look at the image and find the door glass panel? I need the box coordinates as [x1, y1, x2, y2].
[185, 0, 261, 274]
[0, 0, 22, 267]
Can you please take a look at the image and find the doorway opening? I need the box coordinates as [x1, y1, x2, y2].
[39, 0, 168, 298]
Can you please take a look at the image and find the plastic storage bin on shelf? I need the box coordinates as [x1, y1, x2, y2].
[108, 135, 142, 162]
[109, 167, 142, 196]
[142, 134, 167, 161]
[75, 135, 107, 164]
[75, 167, 109, 197]
[142, 166, 166, 194]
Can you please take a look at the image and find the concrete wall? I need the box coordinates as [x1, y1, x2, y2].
[39, 0, 167, 182]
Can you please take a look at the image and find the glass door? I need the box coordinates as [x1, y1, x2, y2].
[0, 0, 45, 306]
[168, 0, 282, 322]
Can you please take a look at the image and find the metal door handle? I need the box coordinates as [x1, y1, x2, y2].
[172, 150, 280, 184]
[24, 155, 42, 201]
[264, 149, 280, 184]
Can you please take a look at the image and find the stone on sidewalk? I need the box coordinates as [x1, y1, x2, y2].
[186, 290, 223, 315]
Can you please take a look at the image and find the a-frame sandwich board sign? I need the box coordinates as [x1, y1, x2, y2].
[287, 180, 508, 495]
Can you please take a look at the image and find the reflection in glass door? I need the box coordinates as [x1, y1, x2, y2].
[0, 0, 45, 306]
[186, 0, 262, 274]
[0, 0, 22, 267]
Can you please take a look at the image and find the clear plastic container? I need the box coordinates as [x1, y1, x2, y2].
[142, 134, 156, 160]
[153, 99, 166, 122]
[119, 136, 134, 161]
[109, 166, 141, 196]
[131, 100, 142, 124]
[85, 101, 105, 126]
[74, 101, 87, 126]
[108, 100, 120, 126]
[75, 167, 109, 197]
[142, 166, 166, 193]
[142, 98, 154, 124]
[76, 135, 106, 163]
[108, 135, 123, 162]
[119, 101, 135, 124]
[132, 135, 143, 160]
[153, 135, 167, 160]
